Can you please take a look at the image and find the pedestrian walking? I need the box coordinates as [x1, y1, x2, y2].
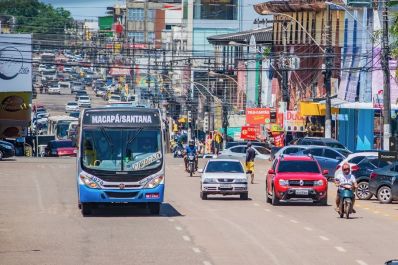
[245, 141, 256, 184]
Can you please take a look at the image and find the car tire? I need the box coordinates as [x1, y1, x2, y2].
[81, 203, 92, 216]
[271, 186, 279, 206]
[240, 192, 248, 200]
[0, 150, 3, 160]
[356, 181, 372, 200]
[266, 183, 272, 203]
[148, 202, 161, 215]
[200, 192, 208, 200]
[377, 186, 393, 204]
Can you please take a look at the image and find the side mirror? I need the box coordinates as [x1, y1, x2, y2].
[322, 169, 329, 175]
[268, 169, 275, 174]
[198, 168, 203, 173]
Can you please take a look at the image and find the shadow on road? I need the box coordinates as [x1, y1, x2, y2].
[84, 203, 184, 218]
[205, 196, 252, 201]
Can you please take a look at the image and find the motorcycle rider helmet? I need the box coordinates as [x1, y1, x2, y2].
[189, 140, 195, 147]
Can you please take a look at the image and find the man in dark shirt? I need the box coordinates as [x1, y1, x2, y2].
[245, 141, 256, 184]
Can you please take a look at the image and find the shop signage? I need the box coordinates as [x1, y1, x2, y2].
[284, 111, 305, 132]
[273, 133, 284, 147]
[240, 126, 257, 140]
[246, 108, 270, 125]
[378, 151, 398, 162]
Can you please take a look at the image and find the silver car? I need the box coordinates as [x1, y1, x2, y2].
[200, 159, 248, 200]
[218, 145, 270, 160]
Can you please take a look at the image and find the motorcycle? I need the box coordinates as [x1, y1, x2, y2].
[338, 184, 355, 219]
[173, 148, 184, 158]
[187, 154, 196, 177]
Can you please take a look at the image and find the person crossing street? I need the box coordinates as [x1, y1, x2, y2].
[245, 141, 256, 184]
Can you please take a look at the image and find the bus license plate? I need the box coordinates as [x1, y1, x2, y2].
[295, 189, 309, 195]
[220, 184, 232, 189]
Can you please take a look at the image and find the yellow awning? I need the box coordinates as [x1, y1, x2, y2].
[299, 102, 338, 116]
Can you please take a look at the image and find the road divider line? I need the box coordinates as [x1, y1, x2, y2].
[277, 214, 284, 218]
[203, 261, 212, 265]
[373, 211, 379, 214]
[356, 260, 368, 265]
[168, 218, 175, 222]
[192, 247, 201, 253]
[304, 227, 313, 231]
[253, 203, 260, 206]
[319, 236, 329, 241]
[290, 219, 298, 224]
[384, 214, 390, 217]
[182, 235, 191, 242]
[264, 209, 271, 212]
[364, 207, 369, 210]
[175, 226, 182, 231]
[335, 246, 346, 252]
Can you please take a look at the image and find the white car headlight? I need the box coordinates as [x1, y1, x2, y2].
[203, 178, 217, 184]
[314, 180, 324, 186]
[235, 178, 247, 183]
[80, 174, 100, 189]
[144, 175, 164, 189]
[279, 179, 289, 186]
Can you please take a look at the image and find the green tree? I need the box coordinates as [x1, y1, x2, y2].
[0, 0, 73, 34]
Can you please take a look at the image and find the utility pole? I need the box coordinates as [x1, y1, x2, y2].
[281, 21, 289, 111]
[131, 37, 135, 95]
[324, 4, 333, 139]
[381, 0, 391, 150]
[187, 59, 192, 142]
[222, 80, 228, 149]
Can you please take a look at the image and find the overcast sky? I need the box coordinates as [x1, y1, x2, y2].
[41, 0, 123, 20]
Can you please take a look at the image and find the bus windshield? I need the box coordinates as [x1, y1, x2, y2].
[81, 127, 162, 172]
[57, 122, 71, 139]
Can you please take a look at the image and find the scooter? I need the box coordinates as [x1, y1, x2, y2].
[187, 154, 196, 177]
[338, 184, 355, 219]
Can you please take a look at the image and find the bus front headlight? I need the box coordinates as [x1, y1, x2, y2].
[145, 175, 164, 189]
[80, 174, 100, 189]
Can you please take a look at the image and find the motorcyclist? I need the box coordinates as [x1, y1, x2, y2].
[184, 140, 198, 172]
[334, 163, 358, 213]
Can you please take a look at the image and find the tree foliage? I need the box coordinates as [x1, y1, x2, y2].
[0, 0, 73, 34]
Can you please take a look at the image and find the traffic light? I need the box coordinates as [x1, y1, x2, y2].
[187, 111, 192, 123]
[203, 112, 209, 132]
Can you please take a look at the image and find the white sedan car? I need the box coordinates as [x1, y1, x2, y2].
[65, 101, 79, 113]
[218, 145, 270, 160]
[48, 85, 61, 94]
[78, 96, 91, 108]
[200, 159, 248, 200]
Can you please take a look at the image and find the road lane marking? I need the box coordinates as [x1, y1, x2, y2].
[319, 236, 329, 241]
[192, 247, 201, 253]
[384, 214, 390, 217]
[290, 219, 298, 224]
[33, 176, 44, 211]
[168, 218, 175, 222]
[277, 214, 284, 218]
[203, 261, 212, 265]
[175, 226, 182, 231]
[335, 246, 346, 252]
[253, 203, 260, 206]
[356, 260, 368, 265]
[182, 235, 191, 242]
[304, 227, 313, 231]
[373, 211, 379, 214]
[264, 209, 271, 212]
[364, 207, 369, 210]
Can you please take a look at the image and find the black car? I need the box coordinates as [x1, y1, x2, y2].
[369, 162, 398, 203]
[290, 137, 347, 150]
[350, 156, 390, 200]
[0, 140, 15, 160]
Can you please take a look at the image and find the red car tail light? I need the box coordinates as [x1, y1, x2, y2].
[370, 172, 378, 180]
[351, 164, 360, 172]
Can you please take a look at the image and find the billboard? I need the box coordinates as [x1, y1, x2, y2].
[246, 108, 270, 125]
[284, 111, 305, 132]
[0, 34, 32, 92]
[0, 34, 32, 138]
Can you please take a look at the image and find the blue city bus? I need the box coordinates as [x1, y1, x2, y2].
[77, 107, 165, 215]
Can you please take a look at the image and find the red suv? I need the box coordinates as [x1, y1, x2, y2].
[266, 155, 328, 205]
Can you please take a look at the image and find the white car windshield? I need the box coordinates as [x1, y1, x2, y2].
[79, 96, 89, 100]
[68, 102, 78, 106]
[206, 161, 244, 173]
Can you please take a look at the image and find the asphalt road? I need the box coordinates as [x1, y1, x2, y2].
[1, 156, 398, 265]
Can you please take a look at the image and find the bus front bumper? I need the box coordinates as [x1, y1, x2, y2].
[78, 184, 164, 203]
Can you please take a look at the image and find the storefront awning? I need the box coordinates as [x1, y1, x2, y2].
[300, 102, 338, 116]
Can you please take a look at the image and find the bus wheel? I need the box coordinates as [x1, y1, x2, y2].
[81, 203, 92, 216]
[148, 202, 160, 215]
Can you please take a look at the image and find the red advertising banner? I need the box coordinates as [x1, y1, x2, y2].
[241, 126, 257, 140]
[273, 133, 285, 147]
[246, 108, 270, 125]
